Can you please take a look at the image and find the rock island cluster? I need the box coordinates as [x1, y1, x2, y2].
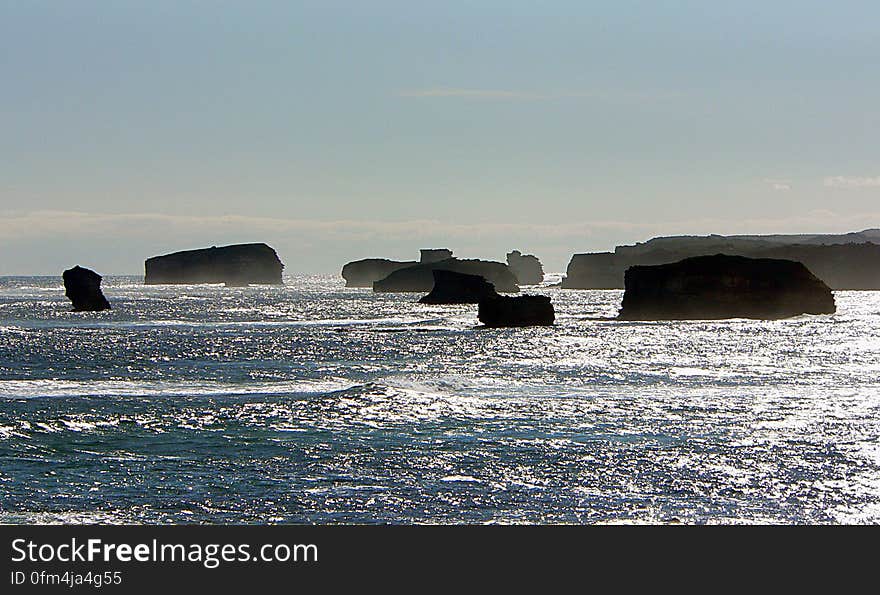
[59, 229, 880, 322]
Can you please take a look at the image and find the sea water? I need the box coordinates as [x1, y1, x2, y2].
[0, 275, 878, 524]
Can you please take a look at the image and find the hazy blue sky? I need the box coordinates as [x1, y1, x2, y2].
[2, 1, 879, 274]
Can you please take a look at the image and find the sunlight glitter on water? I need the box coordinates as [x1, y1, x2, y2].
[0, 276, 878, 523]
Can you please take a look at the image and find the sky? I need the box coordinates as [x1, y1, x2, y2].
[2, 1, 879, 275]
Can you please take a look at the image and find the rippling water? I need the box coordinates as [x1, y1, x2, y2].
[1, 275, 878, 524]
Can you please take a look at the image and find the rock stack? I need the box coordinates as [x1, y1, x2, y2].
[63, 266, 111, 311]
[617, 254, 836, 320]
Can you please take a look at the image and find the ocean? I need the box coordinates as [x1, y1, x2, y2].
[1, 275, 878, 524]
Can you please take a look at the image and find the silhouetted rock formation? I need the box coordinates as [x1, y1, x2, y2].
[617, 254, 836, 320]
[418, 268, 554, 326]
[63, 266, 111, 311]
[373, 258, 519, 293]
[506, 250, 544, 285]
[342, 258, 417, 287]
[339, 249, 454, 287]
[419, 269, 499, 304]
[144, 243, 283, 285]
[564, 230, 880, 289]
[742, 243, 880, 290]
[478, 295, 555, 327]
[420, 249, 454, 264]
[562, 252, 623, 289]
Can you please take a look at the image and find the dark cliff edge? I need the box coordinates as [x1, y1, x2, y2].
[506, 250, 544, 285]
[63, 266, 111, 311]
[478, 295, 555, 327]
[617, 254, 836, 320]
[562, 252, 621, 289]
[564, 231, 880, 290]
[341, 259, 417, 287]
[419, 269, 498, 304]
[144, 243, 284, 285]
[373, 258, 520, 293]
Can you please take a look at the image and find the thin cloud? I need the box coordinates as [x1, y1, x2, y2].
[397, 88, 549, 100]
[1, 210, 878, 243]
[823, 176, 880, 189]
[396, 88, 682, 102]
[0, 210, 651, 242]
[764, 179, 792, 191]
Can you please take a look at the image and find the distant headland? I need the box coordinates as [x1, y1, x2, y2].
[563, 229, 880, 290]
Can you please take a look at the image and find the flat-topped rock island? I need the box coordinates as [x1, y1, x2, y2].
[617, 254, 836, 320]
[144, 243, 284, 285]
